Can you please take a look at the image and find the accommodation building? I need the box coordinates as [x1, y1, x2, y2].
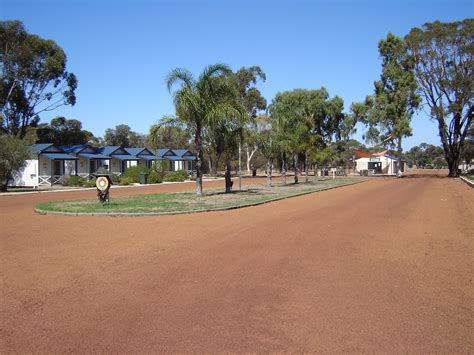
[353, 149, 405, 175]
[9, 144, 196, 187]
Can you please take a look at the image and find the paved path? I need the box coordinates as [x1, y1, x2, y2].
[1, 175, 472, 352]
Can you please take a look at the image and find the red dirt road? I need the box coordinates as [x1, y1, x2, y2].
[1, 175, 472, 352]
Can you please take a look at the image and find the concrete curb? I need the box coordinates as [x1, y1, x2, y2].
[34, 179, 366, 217]
[459, 176, 474, 188]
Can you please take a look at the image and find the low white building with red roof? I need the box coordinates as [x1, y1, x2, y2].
[353, 150, 405, 175]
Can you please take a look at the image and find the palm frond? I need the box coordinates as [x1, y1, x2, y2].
[204, 102, 245, 128]
[166, 68, 195, 93]
[198, 63, 232, 83]
[174, 88, 202, 122]
[158, 115, 183, 127]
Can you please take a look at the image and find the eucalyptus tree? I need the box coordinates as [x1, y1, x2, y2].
[352, 33, 420, 176]
[104, 124, 144, 147]
[405, 19, 473, 177]
[148, 122, 191, 150]
[405, 143, 444, 168]
[269, 88, 353, 184]
[288, 117, 313, 184]
[461, 122, 473, 169]
[309, 147, 336, 177]
[232, 66, 267, 174]
[1, 21, 77, 138]
[255, 116, 277, 187]
[166, 64, 243, 195]
[214, 117, 246, 193]
[0, 135, 30, 191]
[35, 117, 98, 145]
[207, 76, 249, 192]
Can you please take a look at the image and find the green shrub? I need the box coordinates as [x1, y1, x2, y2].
[68, 175, 86, 187]
[164, 170, 189, 182]
[152, 160, 170, 180]
[110, 174, 121, 184]
[119, 177, 134, 186]
[83, 180, 96, 188]
[122, 166, 152, 183]
[60, 176, 70, 186]
[148, 171, 162, 184]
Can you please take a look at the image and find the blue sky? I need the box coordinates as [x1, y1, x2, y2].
[2, 0, 472, 149]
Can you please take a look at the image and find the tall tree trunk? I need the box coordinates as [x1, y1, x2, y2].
[436, 112, 464, 177]
[305, 152, 309, 183]
[238, 142, 242, 190]
[266, 157, 273, 187]
[397, 137, 403, 178]
[208, 155, 213, 176]
[293, 153, 299, 184]
[447, 155, 460, 177]
[210, 152, 222, 177]
[281, 152, 287, 186]
[225, 159, 232, 193]
[246, 144, 258, 175]
[246, 145, 251, 175]
[195, 124, 203, 195]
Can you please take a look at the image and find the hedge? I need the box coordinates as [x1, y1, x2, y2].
[163, 170, 189, 182]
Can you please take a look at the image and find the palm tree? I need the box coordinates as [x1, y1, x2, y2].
[215, 120, 244, 193]
[166, 64, 243, 195]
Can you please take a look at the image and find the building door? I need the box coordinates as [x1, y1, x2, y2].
[53, 160, 61, 175]
[368, 161, 382, 173]
[89, 160, 96, 174]
[374, 162, 382, 173]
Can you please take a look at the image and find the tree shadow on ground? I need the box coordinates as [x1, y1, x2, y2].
[403, 173, 450, 179]
[206, 189, 262, 196]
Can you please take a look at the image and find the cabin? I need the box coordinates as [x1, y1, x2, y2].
[353, 150, 406, 175]
[9, 144, 196, 187]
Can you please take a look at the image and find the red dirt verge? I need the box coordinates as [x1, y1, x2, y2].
[1, 173, 472, 352]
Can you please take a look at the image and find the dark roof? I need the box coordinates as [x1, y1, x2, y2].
[96, 146, 123, 155]
[172, 149, 192, 157]
[111, 154, 138, 161]
[30, 143, 54, 154]
[138, 155, 158, 161]
[60, 145, 89, 154]
[78, 153, 111, 159]
[31, 144, 194, 160]
[42, 153, 78, 160]
[156, 149, 176, 158]
[125, 147, 154, 156]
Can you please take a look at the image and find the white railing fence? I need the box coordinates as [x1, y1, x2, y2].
[38, 176, 51, 186]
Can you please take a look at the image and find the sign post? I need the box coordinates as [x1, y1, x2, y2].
[94, 174, 112, 205]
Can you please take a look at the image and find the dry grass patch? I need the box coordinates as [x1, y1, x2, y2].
[36, 177, 365, 215]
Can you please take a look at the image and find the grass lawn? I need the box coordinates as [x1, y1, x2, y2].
[35, 177, 365, 215]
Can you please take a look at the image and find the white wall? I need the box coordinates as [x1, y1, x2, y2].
[77, 157, 89, 174]
[38, 156, 51, 176]
[356, 158, 369, 171]
[9, 159, 38, 187]
[356, 156, 397, 175]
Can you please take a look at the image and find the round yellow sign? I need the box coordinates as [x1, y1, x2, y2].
[96, 176, 110, 191]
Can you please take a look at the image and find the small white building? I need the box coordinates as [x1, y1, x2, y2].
[11, 143, 78, 187]
[354, 150, 405, 175]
